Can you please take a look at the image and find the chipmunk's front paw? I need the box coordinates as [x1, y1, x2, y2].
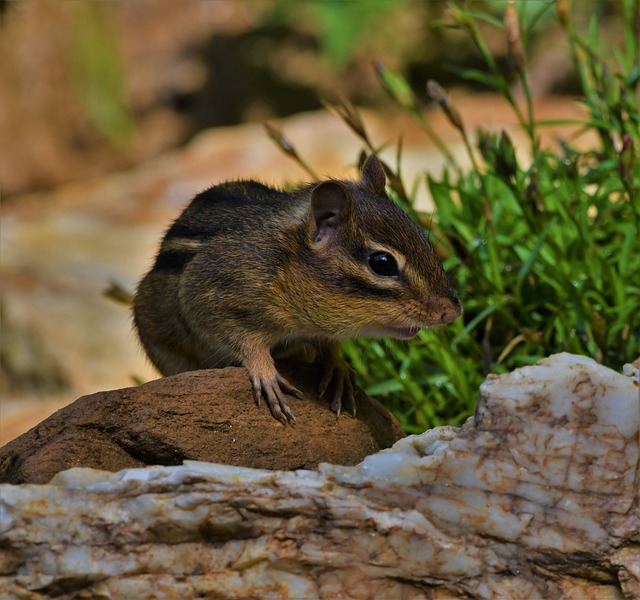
[250, 372, 302, 424]
[318, 356, 357, 417]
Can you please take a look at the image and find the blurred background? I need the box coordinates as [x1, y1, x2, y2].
[0, 0, 628, 442]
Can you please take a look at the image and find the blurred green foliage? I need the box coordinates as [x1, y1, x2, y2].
[271, 0, 640, 433]
[266, 0, 413, 67]
[68, 2, 134, 144]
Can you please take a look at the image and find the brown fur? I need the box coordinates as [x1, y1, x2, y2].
[133, 155, 461, 423]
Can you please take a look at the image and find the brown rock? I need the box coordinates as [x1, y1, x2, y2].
[0, 362, 405, 484]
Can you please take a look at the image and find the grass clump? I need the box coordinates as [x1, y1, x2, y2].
[270, 0, 639, 433]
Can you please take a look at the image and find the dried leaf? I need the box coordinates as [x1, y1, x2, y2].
[426, 80, 465, 133]
[504, 1, 525, 73]
[103, 280, 133, 305]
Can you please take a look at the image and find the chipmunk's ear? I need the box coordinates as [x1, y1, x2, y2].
[309, 181, 352, 249]
[361, 154, 386, 194]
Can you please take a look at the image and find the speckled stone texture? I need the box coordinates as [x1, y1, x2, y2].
[1, 353, 638, 599]
[0, 361, 405, 484]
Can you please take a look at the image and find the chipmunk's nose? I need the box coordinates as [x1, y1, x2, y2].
[438, 295, 462, 324]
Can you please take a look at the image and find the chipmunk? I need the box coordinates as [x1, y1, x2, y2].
[133, 155, 461, 423]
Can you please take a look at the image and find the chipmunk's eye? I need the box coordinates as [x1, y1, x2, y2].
[368, 251, 399, 277]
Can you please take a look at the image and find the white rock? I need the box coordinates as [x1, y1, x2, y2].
[1, 353, 638, 599]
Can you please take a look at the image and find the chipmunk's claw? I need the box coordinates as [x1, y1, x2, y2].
[319, 359, 357, 417]
[251, 373, 300, 424]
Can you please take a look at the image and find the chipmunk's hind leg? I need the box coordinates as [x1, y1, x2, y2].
[133, 271, 210, 376]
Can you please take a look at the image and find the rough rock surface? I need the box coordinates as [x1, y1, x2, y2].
[0, 362, 405, 484]
[1, 353, 638, 599]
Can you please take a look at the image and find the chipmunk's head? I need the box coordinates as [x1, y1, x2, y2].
[304, 154, 461, 339]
